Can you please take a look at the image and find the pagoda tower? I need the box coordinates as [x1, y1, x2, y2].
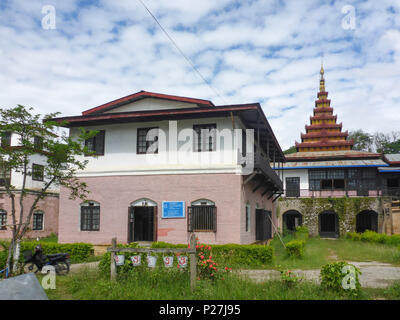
[295, 65, 354, 152]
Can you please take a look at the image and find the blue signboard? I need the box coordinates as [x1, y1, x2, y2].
[162, 201, 185, 218]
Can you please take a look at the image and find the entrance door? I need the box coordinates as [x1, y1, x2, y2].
[319, 211, 339, 238]
[128, 206, 157, 242]
[356, 210, 378, 233]
[256, 209, 272, 241]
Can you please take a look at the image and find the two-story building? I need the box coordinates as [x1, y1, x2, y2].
[52, 91, 284, 245]
[0, 132, 59, 239]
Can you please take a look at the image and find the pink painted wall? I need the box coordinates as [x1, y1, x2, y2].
[0, 192, 59, 240]
[240, 177, 276, 244]
[58, 174, 244, 245]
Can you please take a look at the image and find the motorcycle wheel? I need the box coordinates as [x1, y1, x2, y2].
[55, 261, 70, 275]
[23, 262, 39, 274]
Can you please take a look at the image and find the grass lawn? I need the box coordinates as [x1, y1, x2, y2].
[40, 267, 400, 300]
[270, 235, 400, 270]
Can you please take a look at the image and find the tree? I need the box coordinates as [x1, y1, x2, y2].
[0, 105, 97, 276]
[283, 146, 297, 155]
[348, 130, 373, 152]
[374, 131, 400, 154]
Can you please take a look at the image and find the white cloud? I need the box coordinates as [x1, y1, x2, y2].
[0, 0, 399, 150]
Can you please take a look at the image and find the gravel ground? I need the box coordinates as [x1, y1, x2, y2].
[239, 261, 400, 288]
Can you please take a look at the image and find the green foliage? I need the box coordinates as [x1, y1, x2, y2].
[320, 261, 361, 296]
[211, 244, 274, 267]
[283, 146, 297, 154]
[347, 231, 400, 247]
[279, 269, 302, 287]
[285, 240, 306, 258]
[295, 226, 309, 240]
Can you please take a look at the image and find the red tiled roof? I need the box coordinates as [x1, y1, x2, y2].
[301, 131, 349, 139]
[310, 114, 337, 121]
[305, 123, 342, 130]
[81, 90, 214, 115]
[285, 150, 382, 161]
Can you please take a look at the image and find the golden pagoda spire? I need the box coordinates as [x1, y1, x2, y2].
[319, 60, 325, 92]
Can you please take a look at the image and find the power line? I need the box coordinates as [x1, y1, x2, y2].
[136, 0, 228, 105]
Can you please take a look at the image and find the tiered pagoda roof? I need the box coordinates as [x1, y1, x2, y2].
[295, 65, 354, 152]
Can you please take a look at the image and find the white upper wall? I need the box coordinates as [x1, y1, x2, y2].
[102, 98, 199, 114]
[280, 169, 309, 190]
[69, 115, 262, 177]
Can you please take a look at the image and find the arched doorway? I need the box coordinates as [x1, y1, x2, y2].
[356, 210, 378, 233]
[128, 198, 157, 243]
[282, 210, 303, 232]
[319, 211, 339, 238]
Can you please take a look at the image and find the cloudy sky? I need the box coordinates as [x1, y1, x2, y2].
[0, 0, 399, 150]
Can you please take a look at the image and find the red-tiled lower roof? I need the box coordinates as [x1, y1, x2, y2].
[295, 139, 354, 148]
[285, 150, 381, 161]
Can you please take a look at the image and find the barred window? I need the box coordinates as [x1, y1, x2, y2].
[34, 136, 44, 150]
[188, 200, 216, 232]
[33, 211, 44, 231]
[286, 177, 300, 197]
[193, 124, 216, 152]
[81, 201, 100, 231]
[85, 130, 105, 156]
[1, 132, 11, 147]
[137, 127, 158, 154]
[0, 210, 7, 230]
[32, 164, 44, 181]
[0, 166, 11, 187]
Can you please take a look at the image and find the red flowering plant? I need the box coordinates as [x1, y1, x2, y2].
[279, 269, 302, 288]
[192, 237, 232, 281]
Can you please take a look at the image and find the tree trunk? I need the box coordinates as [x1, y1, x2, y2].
[5, 239, 14, 277]
[12, 239, 20, 274]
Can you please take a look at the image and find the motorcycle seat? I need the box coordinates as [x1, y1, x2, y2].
[47, 253, 68, 259]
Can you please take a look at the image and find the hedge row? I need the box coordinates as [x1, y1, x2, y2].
[346, 230, 400, 246]
[0, 241, 94, 268]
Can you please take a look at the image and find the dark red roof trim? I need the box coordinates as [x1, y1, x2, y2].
[81, 91, 214, 116]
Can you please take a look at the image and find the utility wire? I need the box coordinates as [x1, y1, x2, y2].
[137, 0, 229, 105]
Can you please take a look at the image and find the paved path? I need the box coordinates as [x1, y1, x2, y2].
[69, 261, 100, 273]
[239, 261, 400, 288]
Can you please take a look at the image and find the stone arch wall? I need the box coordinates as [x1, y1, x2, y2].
[278, 197, 390, 237]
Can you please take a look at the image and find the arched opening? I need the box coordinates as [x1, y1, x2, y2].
[319, 210, 339, 238]
[128, 198, 157, 243]
[282, 210, 303, 232]
[356, 210, 378, 233]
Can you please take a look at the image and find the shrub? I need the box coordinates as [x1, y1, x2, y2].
[285, 240, 306, 258]
[295, 226, 309, 240]
[280, 269, 302, 287]
[347, 231, 400, 247]
[211, 244, 274, 267]
[320, 261, 361, 296]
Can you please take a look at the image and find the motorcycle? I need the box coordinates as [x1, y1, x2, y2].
[23, 245, 70, 275]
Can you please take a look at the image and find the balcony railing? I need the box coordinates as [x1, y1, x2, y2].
[238, 150, 283, 191]
[281, 187, 400, 198]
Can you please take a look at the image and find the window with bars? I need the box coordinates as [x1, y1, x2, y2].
[1, 132, 11, 148]
[32, 164, 44, 181]
[81, 202, 100, 231]
[188, 204, 217, 232]
[85, 130, 105, 156]
[137, 127, 158, 154]
[0, 210, 7, 230]
[34, 136, 44, 150]
[0, 166, 11, 187]
[286, 177, 300, 197]
[193, 124, 216, 152]
[33, 211, 44, 230]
